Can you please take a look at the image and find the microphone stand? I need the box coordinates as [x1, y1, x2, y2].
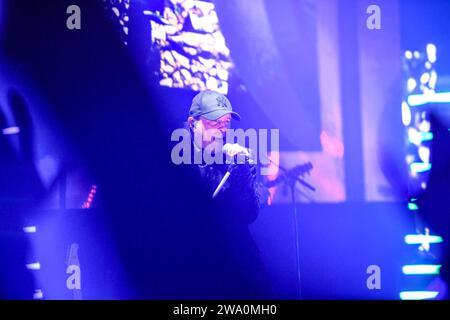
[263, 157, 315, 300]
[287, 170, 305, 300]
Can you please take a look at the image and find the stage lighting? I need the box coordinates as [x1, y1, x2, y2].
[400, 45, 444, 300]
[144, 0, 233, 94]
[405, 50, 413, 60]
[426, 43, 437, 63]
[418, 146, 430, 163]
[408, 92, 450, 106]
[2, 126, 20, 135]
[407, 78, 417, 92]
[404, 234, 443, 245]
[402, 264, 441, 275]
[23, 226, 37, 234]
[104, 0, 130, 45]
[420, 73, 430, 85]
[26, 262, 41, 271]
[410, 162, 432, 174]
[33, 289, 44, 300]
[402, 101, 412, 126]
[400, 291, 439, 300]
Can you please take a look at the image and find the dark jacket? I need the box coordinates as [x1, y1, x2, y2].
[192, 160, 273, 299]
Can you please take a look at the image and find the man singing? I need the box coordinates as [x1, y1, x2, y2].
[181, 90, 273, 299]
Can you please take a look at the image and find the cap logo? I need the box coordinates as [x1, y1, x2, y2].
[216, 95, 228, 110]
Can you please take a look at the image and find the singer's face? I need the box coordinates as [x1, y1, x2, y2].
[194, 114, 231, 149]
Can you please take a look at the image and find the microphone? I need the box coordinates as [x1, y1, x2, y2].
[212, 143, 253, 199]
[222, 143, 254, 164]
[212, 167, 233, 198]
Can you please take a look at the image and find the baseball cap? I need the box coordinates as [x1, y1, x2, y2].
[189, 90, 241, 121]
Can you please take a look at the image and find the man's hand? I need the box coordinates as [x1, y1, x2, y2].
[223, 143, 250, 158]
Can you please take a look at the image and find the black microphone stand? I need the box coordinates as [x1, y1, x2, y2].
[263, 158, 315, 300]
